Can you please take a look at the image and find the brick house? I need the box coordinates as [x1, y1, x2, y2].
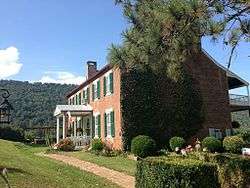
[54, 50, 250, 150]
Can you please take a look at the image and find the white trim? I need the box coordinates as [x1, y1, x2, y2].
[202, 49, 249, 87]
[93, 112, 100, 116]
[104, 70, 113, 77]
[105, 108, 113, 114]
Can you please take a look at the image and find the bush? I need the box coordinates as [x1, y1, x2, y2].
[169, 136, 185, 151]
[131, 135, 156, 158]
[0, 125, 24, 141]
[91, 139, 104, 151]
[136, 157, 219, 188]
[202, 137, 222, 152]
[57, 138, 74, 151]
[234, 127, 250, 143]
[223, 136, 245, 154]
[24, 130, 36, 142]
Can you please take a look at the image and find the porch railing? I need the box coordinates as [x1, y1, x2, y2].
[69, 136, 91, 147]
[229, 94, 250, 106]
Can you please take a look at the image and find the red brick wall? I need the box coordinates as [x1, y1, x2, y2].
[186, 52, 232, 140]
[68, 68, 123, 150]
[89, 68, 122, 150]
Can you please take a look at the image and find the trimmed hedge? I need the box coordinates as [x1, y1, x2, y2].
[131, 135, 156, 158]
[91, 138, 104, 151]
[202, 137, 222, 152]
[223, 136, 245, 154]
[136, 157, 219, 188]
[169, 136, 185, 151]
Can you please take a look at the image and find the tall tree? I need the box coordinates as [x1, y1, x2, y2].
[111, 0, 249, 69]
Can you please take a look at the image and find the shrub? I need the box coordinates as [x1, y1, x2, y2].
[0, 125, 24, 141]
[202, 137, 222, 152]
[131, 135, 156, 158]
[91, 139, 104, 151]
[234, 127, 250, 143]
[169, 136, 185, 151]
[24, 130, 36, 142]
[223, 136, 245, 153]
[57, 138, 74, 151]
[136, 157, 219, 188]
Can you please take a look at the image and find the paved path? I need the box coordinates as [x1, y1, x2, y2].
[41, 153, 135, 188]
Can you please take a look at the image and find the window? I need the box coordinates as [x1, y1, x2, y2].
[72, 96, 75, 105]
[209, 128, 222, 139]
[104, 71, 113, 96]
[105, 109, 115, 138]
[93, 113, 101, 138]
[225, 129, 232, 136]
[83, 87, 89, 104]
[78, 93, 81, 105]
[92, 80, 100, 101]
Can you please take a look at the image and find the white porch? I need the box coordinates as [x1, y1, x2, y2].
[54, 105, 93, 146]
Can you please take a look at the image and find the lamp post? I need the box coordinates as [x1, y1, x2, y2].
[0, 89, 13, 124]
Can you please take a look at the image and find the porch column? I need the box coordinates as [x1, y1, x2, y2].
[56, 116, 60, 144]
[89, 113, 93, 138]
[62, 114, 66, 139]
[74, 117, 77, 137]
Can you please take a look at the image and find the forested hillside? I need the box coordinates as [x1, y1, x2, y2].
[0, 80, 76, 128]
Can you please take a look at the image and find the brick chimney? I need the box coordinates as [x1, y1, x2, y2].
[87, 61, 98, 79]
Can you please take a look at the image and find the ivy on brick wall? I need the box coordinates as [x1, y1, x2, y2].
[120, 66, 204, 150]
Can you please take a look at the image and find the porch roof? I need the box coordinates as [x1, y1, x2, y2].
[54, 105, 93, 117]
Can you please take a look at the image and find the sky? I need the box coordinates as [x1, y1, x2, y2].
[0, 1, 249, 93]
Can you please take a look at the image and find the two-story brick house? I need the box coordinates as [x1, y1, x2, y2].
[54, 50, 250, 150]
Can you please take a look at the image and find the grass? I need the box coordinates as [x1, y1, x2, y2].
[0, 139, 118, 188]
[62, 151, 136, 176]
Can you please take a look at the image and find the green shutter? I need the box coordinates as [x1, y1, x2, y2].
[98, 115, 101, 138]
[97, 80, 100, 99]
[111, 111, 115, 137]
[82, 91, 85, 104]
[104, 113, 107, 137]
[87, 87, 90, 103]
[110, 72, 113, 94]
[92, 116, 95, 138]
[92, 84, 95, 101]
[79, 93, 81, 105]
[103, 76, 106, 96]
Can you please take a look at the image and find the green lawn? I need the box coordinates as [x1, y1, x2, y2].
[0, 139, 118, 188]
[62, 151, 136, 176]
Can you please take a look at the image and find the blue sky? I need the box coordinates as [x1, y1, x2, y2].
[0, 1, 249, 93]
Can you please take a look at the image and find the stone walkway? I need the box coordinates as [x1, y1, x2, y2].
[41, 153, 135, 188]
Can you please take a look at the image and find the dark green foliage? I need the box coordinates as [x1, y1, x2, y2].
[223, 136, 245, 154]
[136, 157, 219, 188]
[91, 139, 104, 151]
[131, 135, 156, 158]
[0, 80, 75, 129]
[121, 69, 203, 150]
[232, 110, 250, 127]
[169, 136, 185, 151]
[234, 127, 250, 144]
[57, 138, 74, 151]
[0, 125, 24, 141]
[202, 137, 222, 152]
[195, 153, 250, 188]
[24, 130, 36, 142]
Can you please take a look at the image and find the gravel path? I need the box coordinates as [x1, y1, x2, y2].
[42, 153, 135, 188]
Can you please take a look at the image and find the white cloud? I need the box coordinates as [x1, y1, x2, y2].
[38, 71, 85, 85]
[0, 47, 22, 79]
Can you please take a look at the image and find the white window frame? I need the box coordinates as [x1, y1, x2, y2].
[93, 79, 99, 101]
[105, 108, 113, 138]
[104, 70, 113, 96]
[93, 112, 100, 138]
[209, 128, 222, 139]
[82, 87, 88, 104]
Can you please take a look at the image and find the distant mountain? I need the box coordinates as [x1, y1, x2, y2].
[0, 80, 76, 128]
